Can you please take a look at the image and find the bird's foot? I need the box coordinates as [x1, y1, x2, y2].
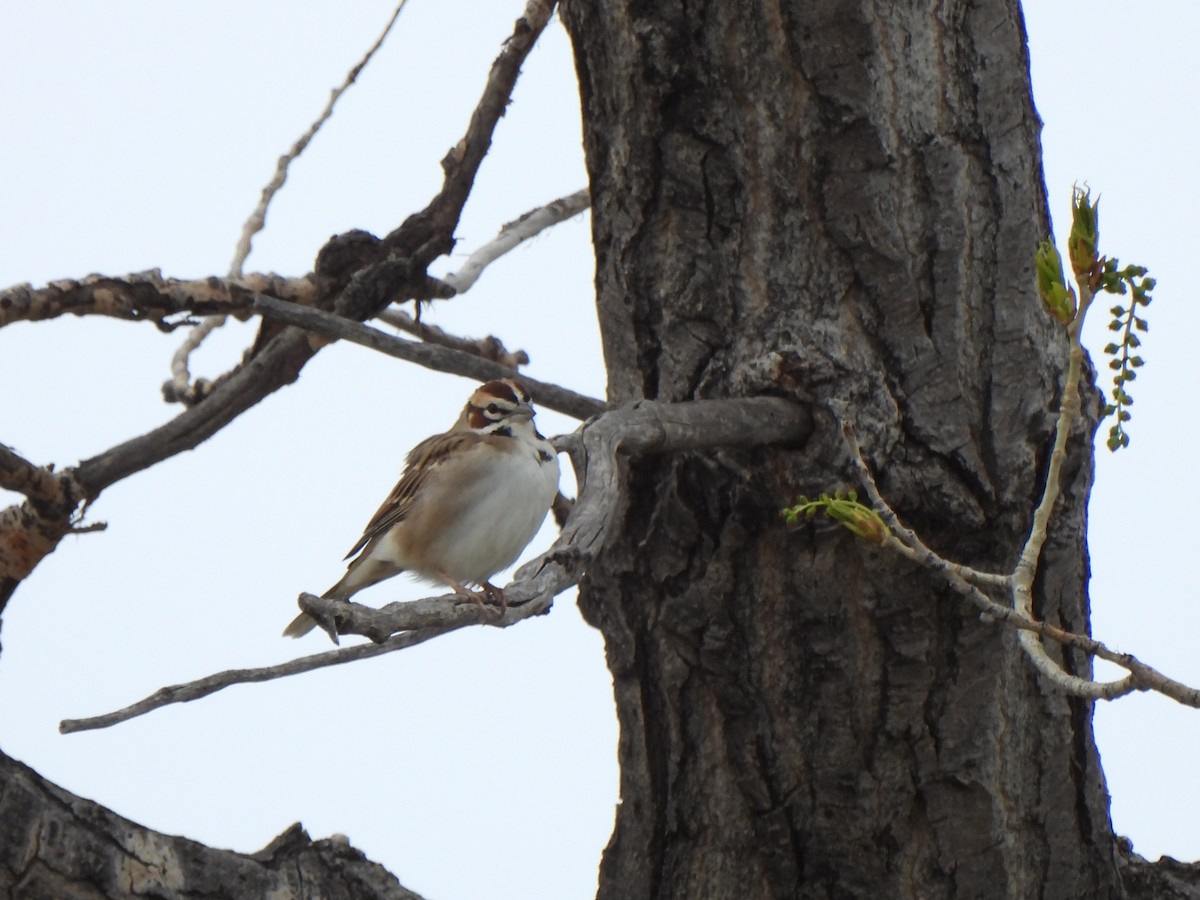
[480, 581, 508, 614]
[443, 573, 505, 616]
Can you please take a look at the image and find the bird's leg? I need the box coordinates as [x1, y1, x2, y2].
[439, 571, 502, 614]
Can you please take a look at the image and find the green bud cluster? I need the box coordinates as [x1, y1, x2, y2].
[1035, 185, 1154, 451]
[782, 490, 889, 544]
[1035, 240, 1076, 324]
[1100, 261, 1155, 450]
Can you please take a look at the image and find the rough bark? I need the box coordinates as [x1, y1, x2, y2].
[0, 752, 423, 899]
[561, 0, 1182, 897]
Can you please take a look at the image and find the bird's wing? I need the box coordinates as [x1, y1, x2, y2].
[342, 431, 486, 560]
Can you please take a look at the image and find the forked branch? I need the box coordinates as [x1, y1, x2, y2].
[169, 0, 414, 402]
[842, 427, 1199, 708]
[1, 1, 560, 610]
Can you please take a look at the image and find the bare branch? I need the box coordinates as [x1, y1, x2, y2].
[61, 397, 812, 729]
[380, 0, 557, 262]
[441, 188, 589, 294]
[377, 307, 530, 369]
[251, 293, 606, 420]
[843, 426, 1009, 589]
[0, 271, 315, 330]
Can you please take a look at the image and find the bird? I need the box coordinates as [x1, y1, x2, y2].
[283, 378, 560, 638]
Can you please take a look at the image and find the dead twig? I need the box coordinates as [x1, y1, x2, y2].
[377, 307, 530, 369]
[441, 188, 589, 294]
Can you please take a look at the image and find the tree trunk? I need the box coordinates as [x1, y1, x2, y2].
[561, 0, 1130, 896]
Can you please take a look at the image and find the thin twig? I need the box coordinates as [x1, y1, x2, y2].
[166, 316, 225, 406]
[441, 188, 589, 294]
[843, 426, 1010, 589]
[229, 0, 411, 277]
[1009, 284, 1098, 690]
[1013, 285, 1094, 594]
[251, 293, 605, 420]
[844, 418, 1200, 707]
[167, 1, 413, 403]
[377, 307, 530, 369]
[59, 627, 453, 734]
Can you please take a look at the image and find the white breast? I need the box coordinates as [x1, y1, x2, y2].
[413, 440, 559, 587]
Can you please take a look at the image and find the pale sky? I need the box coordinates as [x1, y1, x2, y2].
[1, 3, 1197, 899]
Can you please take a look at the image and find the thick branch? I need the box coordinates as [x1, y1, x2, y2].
[0, 271, 315, 329]
[381, 0, 558, 260]
[0, 752, 425, 899]
[251, 294, 605, 420]
[61, 397, 812, 729]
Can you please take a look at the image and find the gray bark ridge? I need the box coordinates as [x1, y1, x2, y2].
[0, 750, 423, 900]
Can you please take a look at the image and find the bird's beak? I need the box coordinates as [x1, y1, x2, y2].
[511, 402, 535, 422]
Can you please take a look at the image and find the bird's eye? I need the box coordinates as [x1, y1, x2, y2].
[486, 403, 501, 414]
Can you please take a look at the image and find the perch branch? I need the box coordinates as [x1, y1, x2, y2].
[441, 188, 590, 294]
[251, 294, 605, 420]
[273, 399, 812, 645]
[60, 397, 813, 730]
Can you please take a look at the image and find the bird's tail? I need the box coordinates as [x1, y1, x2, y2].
[281, 611, 318, 638]
[282, 556, 404, 638]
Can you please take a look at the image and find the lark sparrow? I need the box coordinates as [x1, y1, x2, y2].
[283, 378, 560, 638]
